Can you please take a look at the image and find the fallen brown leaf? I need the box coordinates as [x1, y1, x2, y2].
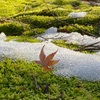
[34, 45, 59, 71]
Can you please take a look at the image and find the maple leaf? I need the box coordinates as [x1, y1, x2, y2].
[34, 45, 59, 71]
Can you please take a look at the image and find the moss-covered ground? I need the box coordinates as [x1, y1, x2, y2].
[0, 58, 100, 100]
[0, 0, 100, 99]
[0, 0, 100, 37]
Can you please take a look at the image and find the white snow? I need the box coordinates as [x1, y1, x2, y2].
[68, 12, 87, 18]
[0, 31, 100, 81]
[38, 27, 100, 46]
[0, 32, 6, 41]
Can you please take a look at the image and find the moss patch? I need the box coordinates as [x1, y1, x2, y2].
[0, 58, 100, 99]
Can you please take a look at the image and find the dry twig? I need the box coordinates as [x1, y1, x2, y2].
[76, 41, 100, 51]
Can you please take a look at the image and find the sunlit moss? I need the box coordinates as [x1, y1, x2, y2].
[5, 36, 40, 43]
[52, 40, 96, 54]
[0, 58, 100, 99]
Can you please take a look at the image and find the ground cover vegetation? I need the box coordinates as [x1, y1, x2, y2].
[0, 0, 100, 99]
[0, 0, 99, 51]
[0, 0, 100, 37]
[0, 58, 100, 100]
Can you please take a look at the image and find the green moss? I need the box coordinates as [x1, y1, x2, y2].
[53, 0, 68, 5]
[0, 0, 99, 38]
[52, 40, 79, 50]
[59, 24, 99, 35]
[0, 58, 100, 99]
[23, 28, 45, 36]
[36, 8, 72, 16]
[52, 40, 96, 54]
[0, 0, 29, 17]
[89, 6, 100, 15]
[5, 36, 40, 43]
[61, 14, 100, 26]
[68, 0, 81, 7]
[18, 15, 56, 28]
[0, 22, 24, 36]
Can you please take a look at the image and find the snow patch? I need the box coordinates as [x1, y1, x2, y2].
[0, 32, 6, 41]
[68, 12, 87, 18]
[38, 27, 100, 45]
[0, 32, 100, 81]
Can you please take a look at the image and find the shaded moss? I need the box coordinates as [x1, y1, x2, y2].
[0, 22, 24, 36]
